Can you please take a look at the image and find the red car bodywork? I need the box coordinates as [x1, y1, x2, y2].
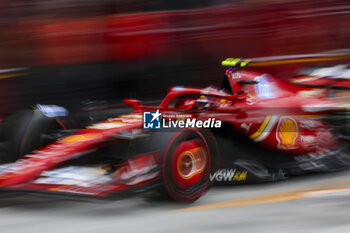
[0, 65, 348, 199]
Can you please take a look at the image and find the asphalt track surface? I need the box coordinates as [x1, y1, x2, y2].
[0, 170, 350, 233]
[0, 109, 349, 232]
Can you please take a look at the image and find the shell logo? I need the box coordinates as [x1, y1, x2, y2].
[276, 117, 298, 149]
[61, 134, 100, 143]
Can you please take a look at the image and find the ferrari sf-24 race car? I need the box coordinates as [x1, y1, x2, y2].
[0, 59, 349, 202]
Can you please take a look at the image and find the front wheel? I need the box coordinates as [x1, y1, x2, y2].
[0, 106, 72, 162]
[150, 128, 217, 202]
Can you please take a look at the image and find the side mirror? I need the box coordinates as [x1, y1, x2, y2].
[123, 99, 141, 111]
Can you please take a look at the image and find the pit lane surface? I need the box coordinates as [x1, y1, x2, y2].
[1, 170, 350, 233]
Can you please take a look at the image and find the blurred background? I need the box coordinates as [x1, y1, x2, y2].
[0, 0, 350, 116]
[1, 1, 350, 232]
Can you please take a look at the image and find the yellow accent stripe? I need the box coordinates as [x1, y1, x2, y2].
[292, 114, 325, 118]
[175, 182, 350, 213]
[0, 73, 27, 79]
[291, 76, 319, 83]
[249, 55, 350, 67]
[249, 115, 271, 139]
[49, 185, 73, 191]
[119, 115, 142, 119]
[175, 191, 306, 212]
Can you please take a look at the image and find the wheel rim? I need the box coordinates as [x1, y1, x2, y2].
[170, 138, 209, 189]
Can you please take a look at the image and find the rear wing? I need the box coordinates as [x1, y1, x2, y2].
[221, 49, 350, 68]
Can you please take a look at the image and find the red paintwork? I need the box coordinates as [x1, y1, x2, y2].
[155, 70, 339, 156]
[4, 0, 350, 67]
[0, 117, 144, 193]
[0, 68, 344, 195]
[291, 75, 350, 89]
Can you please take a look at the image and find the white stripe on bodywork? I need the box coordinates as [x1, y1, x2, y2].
[253, 115, 279, 142]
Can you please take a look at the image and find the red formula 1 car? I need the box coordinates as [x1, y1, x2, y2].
[0, 59, 349, 202]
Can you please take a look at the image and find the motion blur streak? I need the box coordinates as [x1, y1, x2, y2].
[0, 0, 350, 116]
[175, 183, 350, 213]
[1, 1, 350, 233]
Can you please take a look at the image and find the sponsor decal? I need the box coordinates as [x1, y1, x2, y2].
[143, 110, 221, 129]
[209, 169, 247, 182]
[231, 72, 242, 80]
[163, 118, 221, 128]
[61, 133, 100, 143]
[276, 117, 298, 149]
